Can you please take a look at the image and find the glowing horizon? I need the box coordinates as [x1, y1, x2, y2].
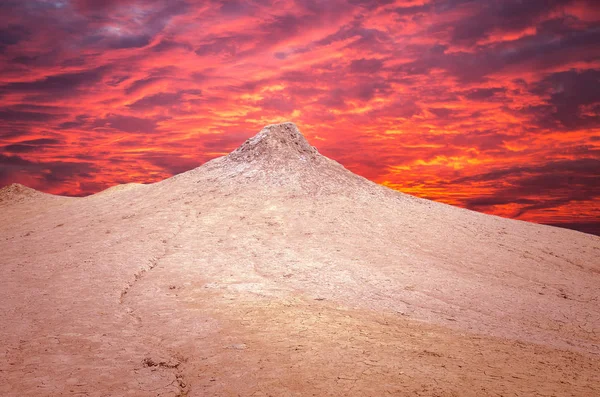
[1, 0, 599, 234]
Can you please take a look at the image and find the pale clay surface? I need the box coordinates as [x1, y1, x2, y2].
[1, 122, 599, 396]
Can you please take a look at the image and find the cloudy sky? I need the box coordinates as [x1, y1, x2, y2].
[1, 0, 599, 233]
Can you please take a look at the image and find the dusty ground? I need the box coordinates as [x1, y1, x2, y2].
[1, 122, 599, 396]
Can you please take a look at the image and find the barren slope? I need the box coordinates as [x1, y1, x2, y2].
[1, 122, 599, 396]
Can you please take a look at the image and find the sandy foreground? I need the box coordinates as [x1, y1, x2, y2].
[1, 122, 599, 396]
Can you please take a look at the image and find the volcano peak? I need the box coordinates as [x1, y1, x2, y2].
[228, 122, 319, 163]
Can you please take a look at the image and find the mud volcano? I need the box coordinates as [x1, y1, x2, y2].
[1, 122, 599, 396]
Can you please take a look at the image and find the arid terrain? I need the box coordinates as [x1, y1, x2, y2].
[1, 122, 599, 396]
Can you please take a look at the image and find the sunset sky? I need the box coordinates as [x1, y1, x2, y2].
[1, 0, 599, 234]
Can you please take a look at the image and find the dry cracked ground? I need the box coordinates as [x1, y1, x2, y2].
[1, 123, 599, 396]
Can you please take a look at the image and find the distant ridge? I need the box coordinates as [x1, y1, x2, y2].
[0, 183, 43, 204]
[1, 123, 599, 237]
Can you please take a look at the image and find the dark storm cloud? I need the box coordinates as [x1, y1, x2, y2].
[3, 144, 39, 153]
[105, 74, 131, 87]
[0, 153, 34, 167]
[314, 22, 391, 52]
[528, 69, 600, 130]
[463, 88, 506, 100]
[456, 158, 600, 215]
[142, 153, 201, 175]
[218, 0, 260, 16]
[151, 39, 194, 53]
[454, 158, 600, 185]
[71, 0, 125, 14]
[259, 94, 297, 113]
[0, 109, 61, 122]
[349, 58, 384, 74]
[20, 138, 62, 145]
[92, 114, 160, 133]
[3, 138, 61, 153]
[195, 35, 247, 57]
[449, 130, 516, 151]
[128, 92, 183, 110]
[347, 0, 396, 10]
[1, 67, 108, 97]
[0, 25, 30, 52]
[393, 4, 431, 16]
[58, 115, 92, 130]
[90, 1, 188, 50]
[0, 153, 99, 191]
[317, 88, 347, 108]
[354, 79, 392, 101]
[429, 107, 457, 118]
[12, 0, 189, 56]
[106, 34, 152, 49]
[195, 8, 340, 59]
[201, 131, 248, 151]
[128, 89, 202, 110]
[496, 26, 600, 67]
[124, 76, 165, 95]
[391, 7, 600, 83]
[448, 0, 566, 45]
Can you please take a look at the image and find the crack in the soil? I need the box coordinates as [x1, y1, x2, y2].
[118, 207, 192, 305]
[142, 357, 180, 369]
[118, 208, 193, 395]
[119, 256, 160, 304]
[142, 356, 190, 396]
